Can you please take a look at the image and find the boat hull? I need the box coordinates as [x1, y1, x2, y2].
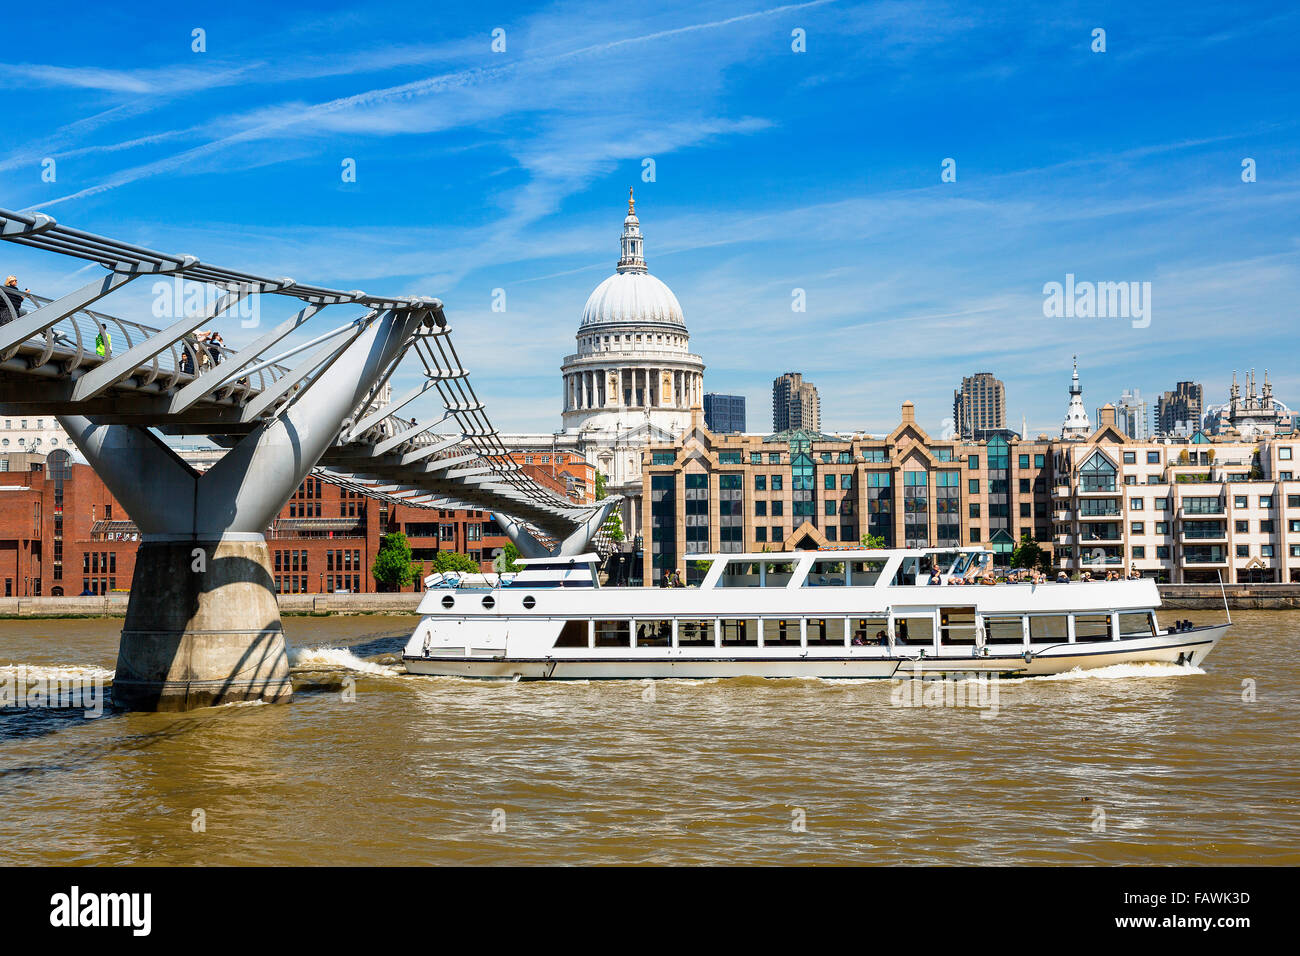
[402, 625, 1226, 680]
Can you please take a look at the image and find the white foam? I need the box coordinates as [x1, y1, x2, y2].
[1027, 661, 1205, 682]
[0, 663, 115, 682]
[288, 646, 402, 676]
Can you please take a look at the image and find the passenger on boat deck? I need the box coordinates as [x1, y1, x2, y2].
[876, 629, 888, 645]
[662, 570, 673, 588]
[1056, 570, 1069, 583]
[852, 632, 866, 646]
[927, 567, 942, 585]
[1081, 571, 1094, 582]
[670, 569, 684, 588]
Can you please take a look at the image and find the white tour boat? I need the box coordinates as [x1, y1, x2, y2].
[401, 547, 1229, 680]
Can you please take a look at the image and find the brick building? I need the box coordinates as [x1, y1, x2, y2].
[642, 402, 1300, 586]
[0, 449, 511, 597]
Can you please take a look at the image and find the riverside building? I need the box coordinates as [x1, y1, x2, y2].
[642, 402, 1300, 586]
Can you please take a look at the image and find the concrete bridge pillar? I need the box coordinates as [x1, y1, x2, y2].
[60, 307, 425, 711]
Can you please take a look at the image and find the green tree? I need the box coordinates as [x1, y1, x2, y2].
[1010, 533, 1044, 570]
[371, 531, 424, 591]
[859, 532, 887, 549]
[433, 550, 479, 574]
[595, 470, 608, 500]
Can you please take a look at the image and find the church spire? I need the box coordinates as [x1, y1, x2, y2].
[1062, 356, 1091, 440]
[617, 188, 646, 274]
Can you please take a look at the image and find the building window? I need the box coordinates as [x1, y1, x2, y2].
[968, 455, 979, 470]
[755, 501, 767, 517]
[1236, 545, 1249, 558]
[824, 474, 835, 490]
[1147, 451, 1160, 464]
[840, 474, 853, 490]
[754, 475, 767, 491]
[1281, 447, 1293, 460]
[1131, 522, 1144, 534]
[968, 479, 980, 494]
[1130, 498, 1144, 510]
[1123, 452, 1136, 464]
[825, 501, 836, 516]
[1235, 496, 1247, 509]
[969, 503, 980, 518]
[1261, 496, 1273, 509]
[1132, 546, 1145, 559]
[771, 475, 783, 491]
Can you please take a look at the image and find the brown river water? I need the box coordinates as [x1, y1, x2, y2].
[0, 610, 1296, 865]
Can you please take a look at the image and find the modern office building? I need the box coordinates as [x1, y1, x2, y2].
[952, 372, 1006, 440]
[1156, 381, 1204, 436]
[772, 372, 820, 432]
[642, 402, 1300, 586]
[1110, 388, 1151, 441]
[703, 393, 746, 434]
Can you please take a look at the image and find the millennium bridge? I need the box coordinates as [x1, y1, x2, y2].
[0, 207, 615, 711]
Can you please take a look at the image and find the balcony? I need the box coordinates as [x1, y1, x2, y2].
[1179, 505, 1226, 518]
[1054, 533, 1074, 545]
[1078, 509, 1122, 520]
[1077, 484, 1119, 496]
[1051, 485, 1071, 499]
[1180, 531, 1228, 543]
[1182, 547, 1228, 566]
[1052, 509, 1071, 522]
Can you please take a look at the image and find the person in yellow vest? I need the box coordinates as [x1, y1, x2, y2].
[95, 322, 111, 358]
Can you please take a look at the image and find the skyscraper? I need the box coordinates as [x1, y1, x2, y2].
[703, 393, 746, 433]
[952, 372, 1006, 440]
[1156, 381, 1204, 436]
[1109, 388, 1150, 440]
[772, 372, 820, 432]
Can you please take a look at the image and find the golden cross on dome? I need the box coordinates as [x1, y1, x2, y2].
[628, 186, 635, 215]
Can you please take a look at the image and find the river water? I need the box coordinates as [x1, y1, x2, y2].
[0, 610, 1295, 865]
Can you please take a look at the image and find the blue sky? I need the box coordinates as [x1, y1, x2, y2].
[2, 0, 1297, 437]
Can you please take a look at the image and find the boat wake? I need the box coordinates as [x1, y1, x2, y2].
[1026, 661, 1205, 682]
[287, 645, 403, 677]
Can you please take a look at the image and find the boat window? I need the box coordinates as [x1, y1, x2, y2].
[554, 620, 590, 648]
[721, 619, 758, 647]
[1117, 611, 1156, 638]
[594, 620, 631, 648]
[804, 559, 847, 586]
[891, 556, 922, 586]
[635, 619, 672, 647]
[762, 618, 801, 646]
[764, 561, 796, 588]
[1074, 614, 1112, 642]
[719, 560, 763, 588]
[849, 560, 887, 585]
[983, 616, 1025, 644]
[1029, 615, 1068, 642]
[677, 620, 715, 647]
[894, 616, 933, 645]
[852, 616, 889, 645]
[940, 607, 978, 645]
[807, 618, 846, 646]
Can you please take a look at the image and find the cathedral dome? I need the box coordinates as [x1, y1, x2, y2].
[580, 271, 684, 328]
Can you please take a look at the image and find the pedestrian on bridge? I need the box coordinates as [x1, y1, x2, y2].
[1, 276, 26, 323]
[95, 321, 112, 358]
